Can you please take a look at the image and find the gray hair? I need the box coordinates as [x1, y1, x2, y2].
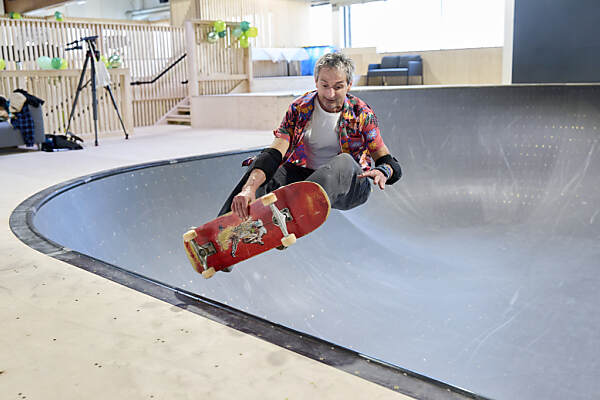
[314, 52, 355, 85]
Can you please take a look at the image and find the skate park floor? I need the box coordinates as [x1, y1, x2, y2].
[6, 84, 600, 400]
[2, 125, 413, 400]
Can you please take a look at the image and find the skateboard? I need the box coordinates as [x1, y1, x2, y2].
[183, 181, 330, 279]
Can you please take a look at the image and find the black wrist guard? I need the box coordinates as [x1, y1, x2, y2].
[252, 148, 283, 182]
[375, 165, 391, 179]
[375, 154, 402, 185]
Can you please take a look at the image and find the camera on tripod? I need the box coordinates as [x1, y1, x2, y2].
[65, 35, 128, 146]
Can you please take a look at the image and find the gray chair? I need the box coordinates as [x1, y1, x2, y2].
[367, 55, 423, 86]
[405, 55, 424, 85]
[0, 104, 45, 149]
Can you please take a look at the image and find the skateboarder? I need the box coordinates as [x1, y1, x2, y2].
[219, 51, 402, 221]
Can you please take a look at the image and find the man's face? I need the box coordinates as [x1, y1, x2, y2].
[315, 67, 351, 113]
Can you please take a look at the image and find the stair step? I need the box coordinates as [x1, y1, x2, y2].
[166, 115, 191, 125]
[178, 105, 190, 114]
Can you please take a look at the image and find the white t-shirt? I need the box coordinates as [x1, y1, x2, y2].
[304, 98, 341, 170]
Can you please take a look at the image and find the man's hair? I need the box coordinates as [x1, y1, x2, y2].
[314, 52, 355, 85]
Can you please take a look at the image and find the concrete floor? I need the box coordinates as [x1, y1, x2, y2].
[0, 125, 412, 400]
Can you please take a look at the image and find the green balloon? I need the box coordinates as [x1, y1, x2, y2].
[0, 59, 5, 71]
[247, 27, 258, 38]
[214, 20, 226, 33]
[232, 27, 243, 38]
[54, 11, 64, 22]
[108, 54, 122, 68]
[51, 57, 62, 69]
[239, 36, 249, 48]
[37, 56, 52, 70]
[218, 30, 226, 38]
[207, 31, 218, 44]
[60, 58, 68, 70]
[240, 21, 250, 32]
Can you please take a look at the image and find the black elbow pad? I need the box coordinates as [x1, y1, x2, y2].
[375, 154, 402, 185]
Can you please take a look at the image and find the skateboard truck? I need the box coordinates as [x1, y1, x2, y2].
[272, 208, 292, 230]
[260, 194, 296, 247]
[183, 229, 217, 279]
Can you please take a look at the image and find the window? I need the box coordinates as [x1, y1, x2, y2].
[307, 4, 334, 46]
[348, 0, 504, 52]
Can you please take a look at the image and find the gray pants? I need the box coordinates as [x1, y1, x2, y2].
[219, 153, 371, 216]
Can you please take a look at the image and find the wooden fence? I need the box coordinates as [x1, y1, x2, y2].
[190, 0, 270, 48]
[1, 16, 257, 136]
[185, 20, 252, 96]
[0, 17, 186, 129]
[0, 69, 133, 139]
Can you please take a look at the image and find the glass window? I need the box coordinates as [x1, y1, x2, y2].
[307, 4, 334, 46]
[349, 0, 504, 52]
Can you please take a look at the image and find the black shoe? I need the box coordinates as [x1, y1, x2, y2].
[276, 245, 287, 251]
[222, 266, 233, 272]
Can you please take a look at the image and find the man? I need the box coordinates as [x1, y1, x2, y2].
[219, 52, 401, 225]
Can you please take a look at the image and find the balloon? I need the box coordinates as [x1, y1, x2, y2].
[54, 11, 64, 22]
[100, 55, 110, 68]
[60, 58, 68, 70]
[240, 21, 250, 32]
[10, 12, 22, 20]
[232, 27, 243, 38]
[51, 57, 62, 69]
[0, 59, 5, 71]
[37, 56, 52, 70]
[247, 27, 258, 38]
[207, 31, 218, 44]
[108, 54, 122, 68]
[217, 30, 226, 38]
[239, 36, 249, 48]
[213, 20, 226, 33]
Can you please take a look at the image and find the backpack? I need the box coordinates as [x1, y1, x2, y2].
[42, 134, 83, 152]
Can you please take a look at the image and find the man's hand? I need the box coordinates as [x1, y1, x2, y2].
[359, 168, 388, 190]
[231, 168, 266, 219]
[232, 186, 255, 219]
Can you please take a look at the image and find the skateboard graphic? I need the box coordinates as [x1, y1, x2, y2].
[183, 181, 331, 279]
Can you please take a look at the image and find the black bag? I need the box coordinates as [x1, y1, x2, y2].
[42, 134, 83, 152]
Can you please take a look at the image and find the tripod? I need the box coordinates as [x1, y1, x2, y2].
[65, 36, 128, 146]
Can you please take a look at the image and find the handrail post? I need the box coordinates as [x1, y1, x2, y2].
[185, 20, 199, 98]
[121, 69, 134, 133]
[246, 46, 253, 93]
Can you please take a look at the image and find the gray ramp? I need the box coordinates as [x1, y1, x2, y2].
[32, 85, 600, 400]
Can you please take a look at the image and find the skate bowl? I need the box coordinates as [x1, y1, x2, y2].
[13, 84, 600, 400]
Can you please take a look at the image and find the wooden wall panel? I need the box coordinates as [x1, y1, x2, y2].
[0, 69, 133, 140]
[0, 17, 187, 128]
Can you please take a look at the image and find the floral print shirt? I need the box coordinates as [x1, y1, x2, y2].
[273, 90, 385, 171]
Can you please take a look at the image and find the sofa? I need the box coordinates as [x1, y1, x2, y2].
[0, 104, 45, 149]
[367, 55, 423, 86]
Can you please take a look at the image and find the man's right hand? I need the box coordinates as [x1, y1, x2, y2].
[230, 139, 287, 219]
[231, 187, 256, 219]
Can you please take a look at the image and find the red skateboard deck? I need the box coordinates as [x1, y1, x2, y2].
[183, 181, 330, 279]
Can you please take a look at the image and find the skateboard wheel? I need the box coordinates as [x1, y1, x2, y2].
[183, 229, 197, 242]
[202, 267, 216, 279]
[260, 192, 277, 206]
[281, 234, 296, 247]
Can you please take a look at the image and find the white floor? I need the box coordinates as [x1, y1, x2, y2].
[0, 125, 411, 400]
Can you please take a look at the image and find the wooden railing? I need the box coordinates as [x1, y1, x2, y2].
[0, 17, 186, 128]
[0, 16, 261, 135]
[190, 0, 269, 48]
[185, 20, 252, 96]
[0, 70, 133, 139]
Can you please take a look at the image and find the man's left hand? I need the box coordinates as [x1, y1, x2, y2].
[359, 169, 388, 190]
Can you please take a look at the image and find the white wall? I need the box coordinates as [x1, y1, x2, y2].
[25, 0, 166, 20]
